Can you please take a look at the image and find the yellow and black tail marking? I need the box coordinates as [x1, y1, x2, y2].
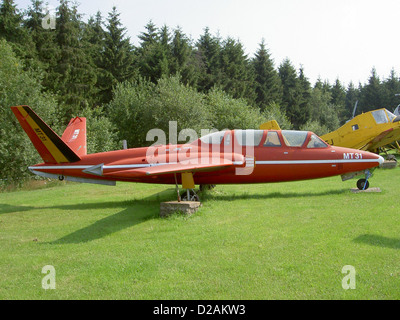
[11, 106, 81, 164]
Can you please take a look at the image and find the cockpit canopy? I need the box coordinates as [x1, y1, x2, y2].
[198, 129, 328, 148]
[371, 109, 398, 124]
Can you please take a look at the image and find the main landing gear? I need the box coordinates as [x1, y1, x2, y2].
[180, 189, 200, 202]
[174, 172, 200, 202]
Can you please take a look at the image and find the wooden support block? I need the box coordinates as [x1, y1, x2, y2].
[351, 187, 381, 193]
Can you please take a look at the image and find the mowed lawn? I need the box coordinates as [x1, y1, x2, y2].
[1, 166, 399, 300]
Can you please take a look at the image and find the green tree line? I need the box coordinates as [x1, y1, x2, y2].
[1, 0, 400, 184]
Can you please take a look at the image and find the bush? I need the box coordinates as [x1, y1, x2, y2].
[80, 106, 119, 153]
[108, 75, 210, 147]
[205, 87, 264, 130]
[262, 102, 292, 130]
[0, 39, 59, 184]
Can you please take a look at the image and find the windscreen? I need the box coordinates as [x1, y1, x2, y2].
[199, 131, 226, 144]
[235, 130, 264, 146]
[372, 110, 388, 124]
[281, 130, 308, 147]
[307, 134, 328, 148]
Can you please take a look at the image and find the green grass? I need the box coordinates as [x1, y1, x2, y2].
[1, 166, 400, 300]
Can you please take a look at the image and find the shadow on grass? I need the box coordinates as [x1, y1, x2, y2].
[0, 204, 36, 214]
[50, 202, 158, 244]
[48, 189, 178, 244]
[353, 234, 400, 250]
[1, 187, 350, 244]
[2, 188, 176, 244]
[200, 188, 349, 202]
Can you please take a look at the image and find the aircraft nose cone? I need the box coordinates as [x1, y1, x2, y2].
[378, 155, 385, 167]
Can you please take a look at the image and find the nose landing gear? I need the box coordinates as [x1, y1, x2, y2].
[356, 178, 370, 190]
[356, 170, 372, 190]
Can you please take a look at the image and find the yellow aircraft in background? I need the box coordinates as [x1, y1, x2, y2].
[260, 109, 400, 155]
[320, 108, 400, 153]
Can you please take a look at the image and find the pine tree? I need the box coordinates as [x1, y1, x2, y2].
[170, 27, 198, 86]
[24, 0, 59, 86]
[195, 27, 222, 92]
[83, 11, 107, 105]
[0, 0, 22, 42]
[382, 69, 400, 110]
[345, 82, 360, 119]
[278, 59, 308, 129]
[84, 11, 105, 66]
[330, 78, 346, 122]
[218, 37, 255, 104]
[136, 21, 170, 84]
[0, 0, 35, 61]
[360, 68, 384, 112]
[54, 0, 97, 118]
[298, 66, 312, 119]
[252, 39, 282, 110]
[100, 6, 135, 104]
[138, 20, 158, 48]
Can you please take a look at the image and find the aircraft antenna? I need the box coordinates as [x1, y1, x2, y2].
[352, 100, 359, 119]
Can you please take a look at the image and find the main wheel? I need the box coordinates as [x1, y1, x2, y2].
[181, 190, 200, 201]
[199, 184, 216, 192]
[357, 178, 370, 190]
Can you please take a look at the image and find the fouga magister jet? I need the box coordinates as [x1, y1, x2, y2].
[11, 106, 384, 200]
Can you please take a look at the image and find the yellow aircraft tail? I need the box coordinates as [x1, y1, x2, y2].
[259, 120, 281, 130]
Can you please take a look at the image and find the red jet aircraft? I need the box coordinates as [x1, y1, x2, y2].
[11, 106, 384, 200]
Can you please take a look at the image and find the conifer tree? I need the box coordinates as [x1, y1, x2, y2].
[24, 0, 59, 86]
[54, 0, 97, 118]
[345, 81, 360, 119]
[138, 20, 158, 48]
[195, 27, 222, 92]
[278, 59, 308, 129]
[83, 11, 107, 105]
[252, 40, 282, 110]
[0, 0, 22, 42]
[84, 11, 105, 66]
[136, 21, 170, 83]
[170, 27, 197, 86]
[100, 6, 135, 104]
[218, 37, 255, 104]
[0, 0, 35, 61]
[330, 78, 346, 122]
[360, 68, 384, 112]
[382, 69, 400, 110]
[298, 66, 312, 117]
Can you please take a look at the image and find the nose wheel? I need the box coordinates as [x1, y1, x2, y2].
[356, 178, 370, 190]
[356, 170, 372, 190]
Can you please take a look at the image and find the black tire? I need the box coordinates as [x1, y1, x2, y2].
[357, 179, 370, 190]
[181, 190, 200, 201]
[200, 184, 216, 192]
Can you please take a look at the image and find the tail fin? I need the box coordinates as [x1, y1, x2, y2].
[11, 106, 81, 164]
[259, 120, 281, 130]
[61, 117, 87, 157]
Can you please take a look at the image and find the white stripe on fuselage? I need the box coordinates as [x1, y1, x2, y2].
[29, 164, 166, 170]
[256, 159, 380, 165]
[29, 158, 380, 171]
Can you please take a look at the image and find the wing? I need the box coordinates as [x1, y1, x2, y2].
[361, 127, 400, 151]
[103, 157, 243, 179]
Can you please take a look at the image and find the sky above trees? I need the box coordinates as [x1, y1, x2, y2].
[14, 0, 400, 86]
